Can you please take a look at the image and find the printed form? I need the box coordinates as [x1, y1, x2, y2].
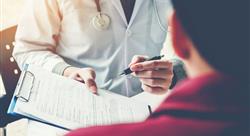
[13, 65, 150, 130]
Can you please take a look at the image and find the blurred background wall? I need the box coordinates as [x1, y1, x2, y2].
[1, 0, 26, 127]
[1, 0, 25, 30]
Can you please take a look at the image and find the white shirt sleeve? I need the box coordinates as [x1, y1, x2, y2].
[13, 0, 68, 72]
[161, 26, 178, 60]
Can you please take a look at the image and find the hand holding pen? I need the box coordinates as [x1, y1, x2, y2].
[124, 55, 174, 94]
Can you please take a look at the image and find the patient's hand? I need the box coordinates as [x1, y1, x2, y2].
[63, 67, 98, 94]
[130, 55, 173, 95]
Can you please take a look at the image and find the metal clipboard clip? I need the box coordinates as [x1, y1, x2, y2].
[15, 71, 35, 102]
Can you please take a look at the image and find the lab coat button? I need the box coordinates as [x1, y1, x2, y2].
[126, 30, 132, 37]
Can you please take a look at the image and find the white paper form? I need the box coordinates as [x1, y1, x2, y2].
[13, 65, 150, 130]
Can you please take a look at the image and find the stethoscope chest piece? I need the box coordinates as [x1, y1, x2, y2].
[92, 13, 111, 31]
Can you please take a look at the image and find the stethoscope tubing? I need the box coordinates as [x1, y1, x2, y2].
[153, 0, 168, 32]
[93, 0, 168, 33]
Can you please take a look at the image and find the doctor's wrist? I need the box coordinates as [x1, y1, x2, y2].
[63, 66, 80, 77]
[52, 62, 72, 76]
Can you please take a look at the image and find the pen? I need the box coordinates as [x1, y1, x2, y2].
[119, 55, 165, 76]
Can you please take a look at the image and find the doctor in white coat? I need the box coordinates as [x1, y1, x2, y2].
[13, 0, 174, 97]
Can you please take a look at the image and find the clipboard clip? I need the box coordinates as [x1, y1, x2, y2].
[15, 71, 35, 102]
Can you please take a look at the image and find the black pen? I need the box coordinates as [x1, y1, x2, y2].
[119, 55, 165, 76]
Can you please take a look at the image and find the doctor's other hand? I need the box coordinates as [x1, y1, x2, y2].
[63, 67, 98, 94]
[130, 55, 174, 95]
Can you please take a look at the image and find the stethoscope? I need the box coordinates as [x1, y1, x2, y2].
[92, 0, 167, 32]
[92, 0, 111, 31]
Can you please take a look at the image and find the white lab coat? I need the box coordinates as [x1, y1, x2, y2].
[13, 0, 172, 97]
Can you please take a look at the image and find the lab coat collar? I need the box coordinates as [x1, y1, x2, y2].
[111, 0, 128, 26]
[111, 0, 144, 28]
[128, 0, 143, 28]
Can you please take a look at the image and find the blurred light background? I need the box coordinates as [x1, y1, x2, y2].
[1, 0, 24, 31]
[1, 0, 24, 97]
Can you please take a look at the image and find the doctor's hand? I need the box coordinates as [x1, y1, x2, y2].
[63, 67, 98, 94]
[130, 55, 174, 95]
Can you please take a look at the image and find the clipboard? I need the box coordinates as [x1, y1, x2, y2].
[8, 64, 30, 115]
[7, 64, 69, 130]
[7, 64, 152, 130]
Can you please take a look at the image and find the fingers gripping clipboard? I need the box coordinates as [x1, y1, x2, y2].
[7, 64, 151, 130]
